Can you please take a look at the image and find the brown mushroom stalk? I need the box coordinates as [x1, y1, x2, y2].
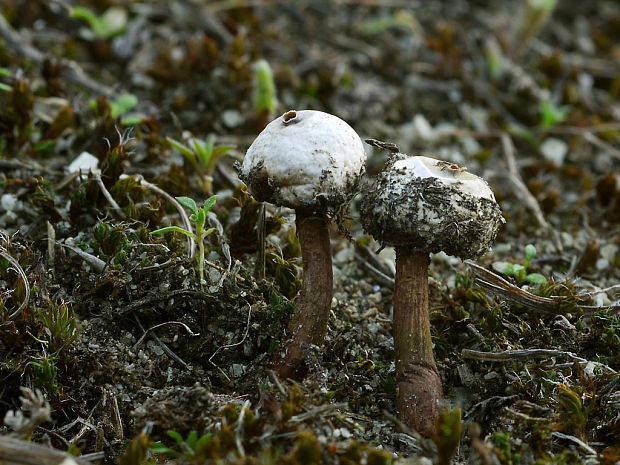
[272, 211, 333, 379]
[360, 154, 503, 436]
[393, 249, 442, 436]
[238, 110, 366, 380]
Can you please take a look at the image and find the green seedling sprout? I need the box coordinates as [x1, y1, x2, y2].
[433, 408, 463, 465]
[151, 196, 216, 283]
[484, 37, 505, 80]
[150, 430, 212, 458]
[110, 94, 145, 125]
[360, 10, 421, 36]
[167, 135, 233, 195]
[71, 6, 128, 40]
[88, 93, 144, 125]
[253, 59, 277, 119]
[540, 99, 570, 129]
[0, 67, 11, 92]
[493, 243, 547, 286]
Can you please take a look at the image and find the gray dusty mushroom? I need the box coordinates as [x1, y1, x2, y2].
[360, 154, 503, 435]
[239, 109, 366, 379]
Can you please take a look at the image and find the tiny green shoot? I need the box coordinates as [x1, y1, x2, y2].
[150, 196, 217, 283]
[540, 99, 570, 129]
[433, 408, 463, 465]
[493, 244, 547, 286]
[27, 355, 59, 392]
[37, 301, 80, 356]
[484, 38, 504, 79]
[71, 6, 128, 40]
[110, 94, 138, 117]
[150, 430, 212, 458]
[89, 94, 143, 124]
[253, 59, 277, 119]
[167, 135, 233, 194]
[0, 68, 11, 92]
[360, 10, 421, 36]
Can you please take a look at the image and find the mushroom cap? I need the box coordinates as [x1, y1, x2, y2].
[239, 110, 366, 213]
[360, 156, 503, 258]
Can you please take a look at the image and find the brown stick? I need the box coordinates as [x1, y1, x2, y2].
[272, 211, 333, 379]
[394, 249, 442, 436]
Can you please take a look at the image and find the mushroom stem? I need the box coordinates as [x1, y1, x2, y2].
[393, 249, 443, 435]
[272, 211, 333, 379]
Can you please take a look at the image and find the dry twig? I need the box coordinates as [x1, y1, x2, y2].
[0, 13, 115, 96]
[209, 304, 252, 363]
[93, 173, 125, 218]
[500, 133, 563, 252]
[582, 131, 620, 161]
[0, 244, 31, 320]
[531, 38, 620, 78]
[134, 315, 190, 369]
[57, 242, 106, 272]
[289, 402, 349, 422]
[124, 174, 195, 259]
[551, 432, 597, 456]
[465, 260, 561, 313]
[119, 289, 211, 315]
[0, 436, 96, 465]
[134, 321, 199, 349]
[462, 348, 616, 373]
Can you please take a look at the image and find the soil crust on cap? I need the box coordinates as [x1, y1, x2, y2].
[361, 173, 503, 258]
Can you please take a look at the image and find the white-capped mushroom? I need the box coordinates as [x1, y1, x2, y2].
[240, 109, 366, 379]
[360, 154, 503, 435]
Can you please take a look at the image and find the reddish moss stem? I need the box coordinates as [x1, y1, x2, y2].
[393, 249, 443, 436]
[272, 211, 333, 379]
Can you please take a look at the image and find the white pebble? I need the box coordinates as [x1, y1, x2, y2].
[1, 193, 18, 212]
[67, 151, 99, 174]
[230, 363, 245, 377]
[221, 109, 243, 128]
[540, 138, 568, 167]
[600, 244, 618, 264]
[595, 258, 609, 270]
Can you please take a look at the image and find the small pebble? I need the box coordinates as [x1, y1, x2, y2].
[147, 340, 164, 356]
[221, 109, 244, 128]
[540, 138, 568, 167]
[461, 136, 482, 156]
[596, 258, 609, 270]
[412, 114, 435, 142]
[208, 268, 221, 283]
[561, 232, 574, 248]
[1, 194, 18, 212]
[230, 364, 245, 377]
[67, 151, 99, 174]
[600, 244, 618, 264]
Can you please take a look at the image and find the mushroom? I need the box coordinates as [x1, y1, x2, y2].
[239, 110, 366, 379]
[360, 154, 503, 435]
